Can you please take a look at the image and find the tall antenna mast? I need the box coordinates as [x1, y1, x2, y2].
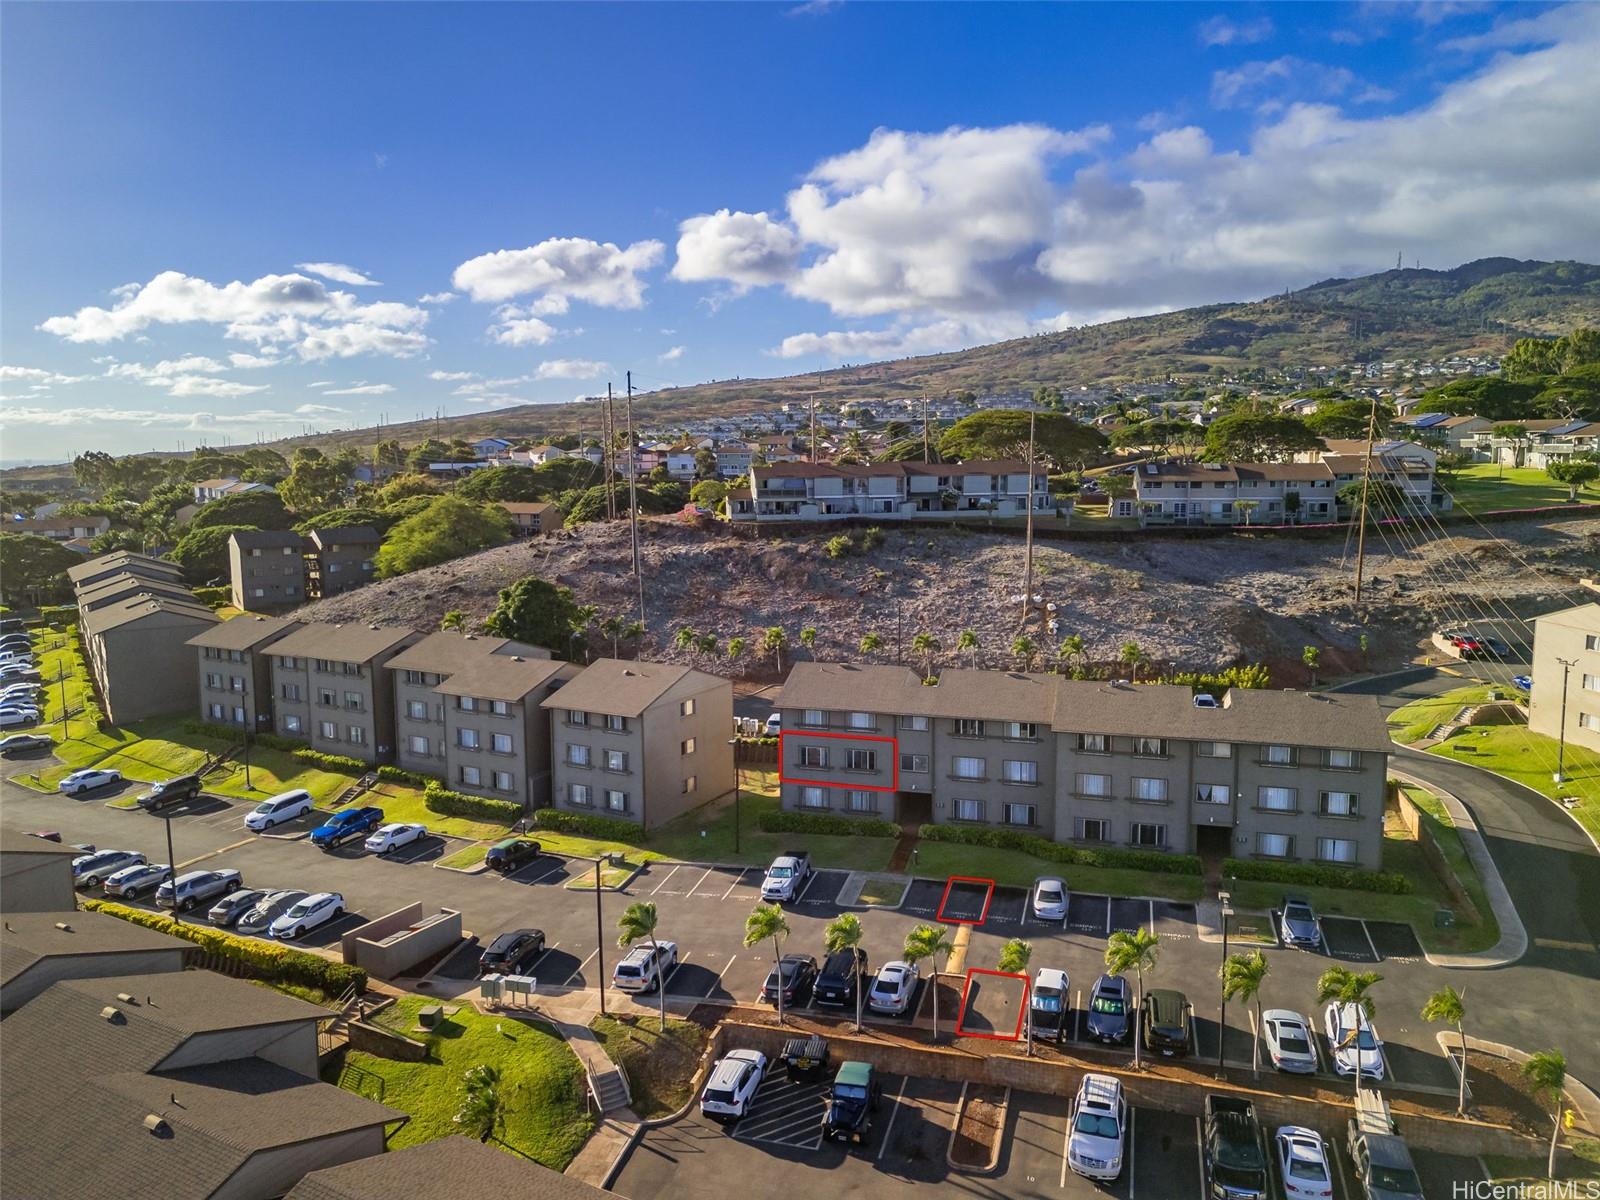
[626, 371, 645, 630]
[1020, 408, 1037, 630]
[809, 393, 817, 464]
[1352, 393, 1380, 608]
[605, 385, 617, 521]
[922, 394, 931, 463]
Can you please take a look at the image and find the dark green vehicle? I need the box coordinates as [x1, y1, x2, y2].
[821, 1061, 880, 1146]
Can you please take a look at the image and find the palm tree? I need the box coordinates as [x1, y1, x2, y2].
[617, 900, 671, 1031]
[1104, 928, 1160, 1068]
[902, 924, 955, 1041]
[726, 636, 746, 664]
[601, 615, 624, 658]
[957, 629, 979, 668]
[911, 632, 940, 681]
[1118, 640, 1146, 683]
[1058, 633, 1085, 675]
[858, 632, 883, 658]
[440, 610, 467, 632]
[454, 1064, 504, 1143]
[745, 903, 792, 1026]
[1523, 1048, 1568, 1180]
[1421, 986, 1469, 1115]
[1316, 966, 1383, 1099]
[997, 938, 1034, 1055]
[824, 912, 866, 1032]
[1011, 635, 1037, 671]
[1220, 950, 1270, 1076]
[800, 626, 817, 658]
[762, 626, 789, 676]
[1302, 645, 1321, 687]
[674, 626, 698, 657]
[621, 619, 645, 658]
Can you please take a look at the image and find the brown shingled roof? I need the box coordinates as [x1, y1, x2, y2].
[268, 622, 419, 663]
[286, 1137, 608, 1200]
[186, 614, 302, 653]
[539, 658, 717, 717]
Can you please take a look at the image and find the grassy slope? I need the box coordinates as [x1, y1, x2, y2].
[1430, 725, 1600, 842]
[336, 996, 593, 1167]
[1445, 463, 1600, 514]
[1388, 684, 1501, 744]
[589, 1015, 708, 1120]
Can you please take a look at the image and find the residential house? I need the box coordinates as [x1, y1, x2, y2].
[541, 659, 734, 828]
[753, 434, 804, 463]
[0, 830, 82, 914]
[665, 445, 698, 481]
[285, 1136, 617, 1200]
[469, 436, 514, 459]
[1466, 419, 1600, 469]
[229, 529, 309, 612]
[498, 501, 563, 536]
[79, 592, 218, 724]
[1528, 600, 1600, 756]
[268, 623, 423, 763]
[715, 441, 755, 479]
[66, 550, 184, 592]
[0, 907, 188, 1014]
[729, 460, 1056, 522]
[187, 615, 302, 732]
[0, 971, 405, 1200]
[517, 444, 567, 466]
[775, 663, 1392, 869]
[306, 526, 381, 599]
[192, 478, 274, 504]
[1133, 461, 1339, 526]
[10, 513, 111, 542]
[1394, 412, 1492, 449]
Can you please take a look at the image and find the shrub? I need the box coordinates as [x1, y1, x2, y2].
[377, 764, 436, 787]
[759, 810, 899, 838]
[38, 604, 78, 625]
[529, 807, 646, 841]
[83, 899, 367, 994]
[917, 823, 1204, 875]
[192, 585, 232, 609]
[423, 780, 521, 824]
[290, 748, 368, 775]
[860, 526, 885, 551]
[1222, 858, 1412, 894]
[824, 535, 854, 559]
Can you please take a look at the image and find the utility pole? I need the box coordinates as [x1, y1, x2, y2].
[594, 856, 607, 1016]
[1215, 890, 1232, 1079]
[1554, 657, 1577, 783]
[604, 385, 617, 521]
[922, 394, 931, 463]
[1021, 408, 1037, 629]
[626, 371, 645, 630]
[809, 394, 817, 464]
[1352, 394, 1380, 607]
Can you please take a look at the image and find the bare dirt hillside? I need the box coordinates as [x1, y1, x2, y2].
[292, 513, 1599, 686]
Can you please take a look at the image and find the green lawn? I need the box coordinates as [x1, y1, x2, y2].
[1430, 724, 1600, 842]
[1483, 1139, 1600, 1185]
[206, 747, 356, 807]
[22, 715, 229, 791]
[857, 877, 908, 906]
[357, 779, 515, 841]
[437, 843, 489, 870]
[1445, 463, 1600, 514]
[910, 841, 1204, 901]
[334, 996, 593, 1167]
[589, 1015, 708, 1120]
[566, 864, 635, 890]
[1388, 684, 1503, 744]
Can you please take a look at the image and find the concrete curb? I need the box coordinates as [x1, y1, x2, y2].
[1396, 742, 1600, 857]
[563, 860, 645, 893]
[946, 1081, 1009, 1176]
[432, 858, 489, 875]
[835, 870, 911, 910]
[1435, 1033, 1600, 1137]
[1390, 768, 1528, 969]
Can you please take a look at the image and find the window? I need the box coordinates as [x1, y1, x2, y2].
[604, 749, 629, 773]
[1320, 791, 1359, 817]
[1258, 786, 1297, 811]
[344, 691, 363, 711]
[348, 726, 365, 745]
[897, 752, 929, 775]
[1581, 712, 1599, 731]
[206, 673, 223, 689]
[798, 786, 828, 809]
[1196, 741, 1231, 759]
[570, 782, 593, 806]
[605, 714, 627, 733]
[280, 682, 301, 702]
[954, 798, 985, 822]
[460, 765, 482, 787]
[567, 744, 592, 767]
[409, 735, 430, 755]
[679, 697, 696, 717]
[1003, 802, 1036, 827]
[800, 745, 829, 768]
[605, 790, 629, 813]
[952, 755, 985, 780]
[493, 771, 515, 793]
[681, 737, 696, 755]
[317, 688, 336, 707]
[1132, 776, 1168, 802]
[845, 748, 877, 771]
[209, 703, 224, 720]
[1263, 744, 1297, 766]
[458, 728, 481, 749]
[1078, 733, 1108, 754]
[458, 696, 478, 712]
[491, 700, 510, 716]
[1317, 837, 1357, 864]
[955, 718, 985, 738]
[283, 714, 303, 733]
[847, 789, 876, 812]
[407, 700, 428, 720]
[403, 671, 424, 686]
[848, 711, 873, 729]
[280, 656, 299, 670]
[318, 721, 337, 740]
[492, 732, 513, 754]
[1257, 832, 1293, 858]
[1587, 635, 1599, 651]
[1325, 749, 1360, 770]
[1133, 737, 1166, 757]
[1002, 759, 1038, 785]
[1196, 784, 1230, 805]
[802, 709, 825, 727]
[683, 775, 697, 794]
[1076, 772, 1112, 798]
[1585, 674, 1600, 694]
[898, 714, 929, 731]
[568, 709, 588, 726]
[1002, 721, 1038, 740]
[1077, 818, 1111, 842]
[1130, 823, 1167, 848]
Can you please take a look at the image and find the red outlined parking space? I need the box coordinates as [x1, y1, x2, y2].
[935, 875, 995, 925]
[955, 967, 1029, 1041]
[778, 730, 899, 792]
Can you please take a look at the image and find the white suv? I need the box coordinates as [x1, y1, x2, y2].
[699, 1049, 766, 1122]
[244, 789, 314, 831]
[612, 940, 679, 993]
[1067, 1073, 1127, 1181]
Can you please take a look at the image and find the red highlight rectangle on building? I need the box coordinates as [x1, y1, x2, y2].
[777, 729, 899, 793]
[955, 968, 1030, 1042]
[935, 875, 996, 926]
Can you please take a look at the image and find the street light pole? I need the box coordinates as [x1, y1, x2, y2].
[164, 812, 182, 926]
[1215, 890, 1232, 1079]
[727, 739, 742, 855]
[243, 729, 253, 792]
[594, 856, 607, 1016]
[1554, 658, 1577, 783]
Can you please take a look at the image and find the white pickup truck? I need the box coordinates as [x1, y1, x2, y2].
[761, 850, 812, 903]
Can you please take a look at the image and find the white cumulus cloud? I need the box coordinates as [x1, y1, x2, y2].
[532, 359, 609, 380]
[1198, 14, 1274, 47]
[418, 291, 457, 304]
[452, 236, 665, 307]
[428, 370, 478, 382]
[320, 382, 396, 396]
[672, 209, 801, 290]
[659, 345, 685, 362]
[295, 262, 382, 287]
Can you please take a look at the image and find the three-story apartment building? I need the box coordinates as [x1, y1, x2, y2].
[1134, 461, 1339, 525]
[1529, 598, 1600, 755]
[187, 615, 302, 732]
[305, 526, 381, 599]
[541, 659, 734, 828]
[267, 623, 423, 764]
[775, 663, 1392, 869]
[729, 460, 1055, 522]
[228, 530, 308, 613]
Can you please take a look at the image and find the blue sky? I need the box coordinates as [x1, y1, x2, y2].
[3, 1, 1598, 460]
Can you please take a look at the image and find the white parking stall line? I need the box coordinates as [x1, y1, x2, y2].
[562, 949, 598, 988]
[648, 864, 683, 896]
[874, 1075, 909, 1161]
[1059, 1097, 1072, 1188]
[738, 1093, 819, 1130]
[720, 867, 756, 901]
[1147, 900, 1156, 933]
[703, 955, 735, 998]
[795, 870, 822, 903]
[684, 866, 716, 896]
[1074, 990, 1084, 1043]
[1194, 1117, 1207, 1195]
[1360, 920, 1382, 963]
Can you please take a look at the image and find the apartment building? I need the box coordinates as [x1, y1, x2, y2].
[80, 594, 218, 724]
[715, 441, 755, 479]
[1394, 412, 1492, 449]
[305, 526, 381, 598]
[75, 571, 197, 613]
[229, 529, 308, 612]
[187, 615, 302, 732]
[775, 663, 1392, 869]
[1528, 599, 1600, 756]
[541, 659, 735, 828]
[728, 460, 1056, 522]
[1133, 461, 1339, 525]
[1316, 439, 1449, 513]
[267, 623, 422, 764]
[65, 550, 183, 593]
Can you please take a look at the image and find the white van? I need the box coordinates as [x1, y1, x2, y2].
[611, 940, 679, 993]
[244, 789, 314, 831]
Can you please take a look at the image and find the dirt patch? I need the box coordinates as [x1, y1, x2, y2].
[590, 1013, 709, 1120]
[950, 1084, 1008, 1171]
[1465, 1052, 1566, 1140]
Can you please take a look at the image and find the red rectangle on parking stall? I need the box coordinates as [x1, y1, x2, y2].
[777, 729, 899, 792]
[935, 875, 995, 926]
[955, 968, 1030, 1042]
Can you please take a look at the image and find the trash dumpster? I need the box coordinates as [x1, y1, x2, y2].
[781, 1034, 829, 1083]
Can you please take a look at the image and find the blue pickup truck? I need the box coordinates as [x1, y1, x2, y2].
[309, 806, 385, 850]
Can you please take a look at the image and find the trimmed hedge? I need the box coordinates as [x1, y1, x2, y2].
[918, 822, 1205, 876]
[735, 735, 778, 747]
[83, 898, 367, 994]
[192, 585, 232, 609]
[1222, 857, 1413, 895]
[38, 604, 77, 625]
[423, 780, 521, 824]
[290, 748, 368, 775]
[529, 807, 647, 841]
[377, 764, 436, 787]
[760, 809, 899, 838]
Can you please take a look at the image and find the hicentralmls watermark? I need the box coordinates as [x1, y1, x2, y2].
[1452, 1182, 1600, 1200]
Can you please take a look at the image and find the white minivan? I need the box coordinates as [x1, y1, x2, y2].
[244, 789, 314, 831]
[612, 940, 679, 993]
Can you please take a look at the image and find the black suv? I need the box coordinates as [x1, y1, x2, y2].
[1141, 988, 1193, 1057]
[812, 948, 867, 1008]
[478, 929, 547, 976]
[485, 837, 541, 873]
[821, 1061, 879, 1145]
[136, 773, 204, 813]
[1202, 1095, 1267, 1200]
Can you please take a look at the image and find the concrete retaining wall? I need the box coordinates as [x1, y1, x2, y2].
[346, 1019, 429, 1061]
[1394, 789, 1481, 921]
[341, 903, 463, 980]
